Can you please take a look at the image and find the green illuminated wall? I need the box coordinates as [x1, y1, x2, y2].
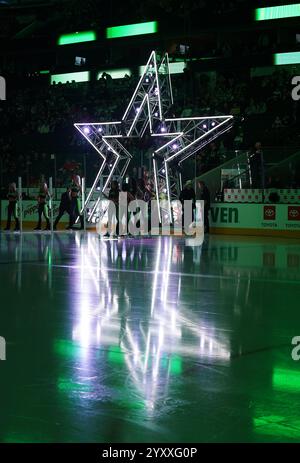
[51, 71, 90, 85]
[58, 31, 96, 45]
[255, 4, 300, 21]
[106, 21, 158, 39]
[274, 52, 300, 65]
[97, 68, 131, 79]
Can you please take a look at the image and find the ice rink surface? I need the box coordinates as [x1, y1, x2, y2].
[0, 231, 300, 443]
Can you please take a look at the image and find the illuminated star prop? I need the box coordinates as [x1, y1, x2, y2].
[75, 51, 233, 223]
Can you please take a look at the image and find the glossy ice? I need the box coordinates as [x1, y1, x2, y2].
[0, 232, 300, 443]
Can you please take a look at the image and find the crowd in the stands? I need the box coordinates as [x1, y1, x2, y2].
[0, 64, 299, 188]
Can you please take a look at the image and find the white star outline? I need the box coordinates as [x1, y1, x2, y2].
[75, 50, 234, 223]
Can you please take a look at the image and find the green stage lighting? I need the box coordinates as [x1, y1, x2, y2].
[97, 68, 132, 80]
[58, 31, 96, 45]
[106, 21, 158, 39]
[51, 71, 90, 85]
[274, 51, 300, 65]
[255, 4, 300, 21]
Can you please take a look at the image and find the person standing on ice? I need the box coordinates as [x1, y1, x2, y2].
[68, 175, 84, 230]
[34, 182, 50, 231]
[4, 183, 20, 231]
[53, 186, 72, 230]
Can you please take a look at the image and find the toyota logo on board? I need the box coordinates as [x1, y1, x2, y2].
[264, 205, 276, 220]
[288, 206, 300, 221]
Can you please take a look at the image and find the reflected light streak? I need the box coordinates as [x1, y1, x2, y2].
[65, 236, 230, 412]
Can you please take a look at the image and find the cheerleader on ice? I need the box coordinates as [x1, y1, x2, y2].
[34, 182, 50, 230]
[4, 183, 20, 231]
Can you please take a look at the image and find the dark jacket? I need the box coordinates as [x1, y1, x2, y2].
[198, 186, 211, 209]
[179, 187, 196, 207]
